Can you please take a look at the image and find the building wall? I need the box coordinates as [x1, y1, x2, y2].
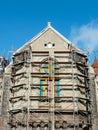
[7, 26, 91, 130]
[95, 75, 98, 113]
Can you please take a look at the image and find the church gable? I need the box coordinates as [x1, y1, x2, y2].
[14, 23, 82, 55]
[15, 23, 75, 54]
[30, 28, 70, 51]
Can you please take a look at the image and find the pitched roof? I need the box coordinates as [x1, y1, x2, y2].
[92, 57, 98, 75]
[92, 58, 98, 68]
[14, 22, 82, 54]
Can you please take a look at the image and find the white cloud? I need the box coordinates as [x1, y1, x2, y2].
[70, 20, 98, 53]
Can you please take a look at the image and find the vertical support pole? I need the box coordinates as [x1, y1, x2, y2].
[71, 51, 75, 129]
[51, 57, 55, 130]
[71, 51, 78, 130]
[51, 78, 54, 130]
[48, 56, 55, 130]
[26, 46, 32, 130]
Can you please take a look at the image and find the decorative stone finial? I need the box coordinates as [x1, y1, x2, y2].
[47, 22, 51, 27]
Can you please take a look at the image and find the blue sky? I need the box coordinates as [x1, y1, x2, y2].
[0, 0, 98, 64]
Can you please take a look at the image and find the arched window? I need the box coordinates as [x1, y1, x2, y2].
[39, 58, 60, 97]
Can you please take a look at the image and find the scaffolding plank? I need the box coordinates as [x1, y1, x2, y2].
[30, 96, 73, 99]
[74, 51, 87, 58]
[30, 84, 75, 86]
[10, 96, 25, 100]
[12, 72, 26, 77]
[31, 61, 48, 64]
[11, 84, 26, 88]
[32, 51, 49, 53]
[54, 51, 71, 53]
[76, 62, 88, 67]
[31, 72, 72, 75]
[12, 61, 25, 66]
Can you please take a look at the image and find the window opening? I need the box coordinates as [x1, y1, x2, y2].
[40, 59, 60, 97]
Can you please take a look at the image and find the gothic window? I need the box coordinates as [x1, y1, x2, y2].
[39, 59, 60, 97]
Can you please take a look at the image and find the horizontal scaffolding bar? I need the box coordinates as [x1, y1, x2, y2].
[9, 108, 90, 115]
[74, 51, 87, 58]
[32, 51, 49, 53]
[54, 51, 71, 53]
[12, 61, 25, 66]
[11, 72, 26, 77]
[11, 84, 26, 88]
[30, 84, 76, 86]
[9, 96, 25, 100]
[31, 72, 87, 78]
[76, 62, 88, 67]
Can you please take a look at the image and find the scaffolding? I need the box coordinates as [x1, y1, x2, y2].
[8, 48, 92, 130]
[0, 56, 9, 130]
[0, 56, 9, 114]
